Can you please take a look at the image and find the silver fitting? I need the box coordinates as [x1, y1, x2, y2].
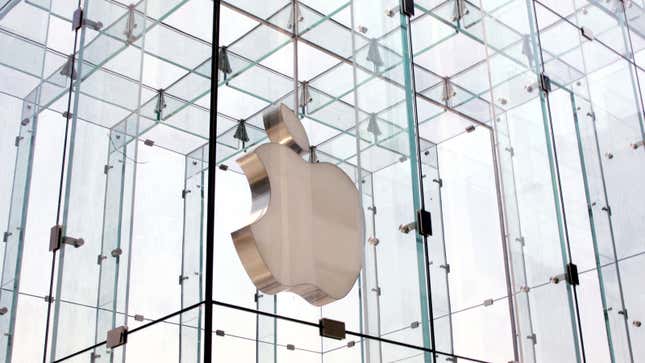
[399, 222, 416, 234]
[550, 273, 566, 284]
[385, 6, 400, 17]
[63, 236, 85, 248]
[631, 140, 644, 150]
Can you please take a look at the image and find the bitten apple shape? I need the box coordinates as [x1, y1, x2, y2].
[231, 104, 364, 306]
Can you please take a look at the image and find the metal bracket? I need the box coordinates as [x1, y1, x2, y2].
[319, 318, 346, 340]
[515, 236, 525, 246]
[416, 209, 432, 237]
[483, 298, 494, 307]
[97, 254, 107, 265]
[2, 231, 11, 243]
[618, 309, 629, 319]
[601, 205, 612, 216]
[286, 344, 295, 351]
[581, 26, 594, 41]
[550, 273, 566, 284]
[124, 4, 140, 43]
[539, 74, 552, 93]
[0, 307, 8, 315]
[371, 287, 381, 296]
[432, 178, 443, 188]
[134, 314, 144, 322]
[72, 8, 103, 31]
[63, 236, 85, 248]
[399, 221, 416, 234]
[505, 146, 515, 157]
[439, 264, 450, 273]
[103, 164, 113, 175]
[179, 275, 188, 285]
[90, 352, 101, 362]
[106, 326, 127, 349]
[385, 5, 400, 17]
[182, 189, 191, 199]
[401, 0, 415, 16]
[111, 248, 122, 257]
[566, 263, 579, 285]
[14, 136, 23, 147]
[49, 225, 63, 251]
[254, 292, 263, 302]
[527, 333, 537, 345]
[368, 236, 380, 246]
[215, 329, 225, 336]
[410, 321, 420, 329]
[367, 205, 377, 215]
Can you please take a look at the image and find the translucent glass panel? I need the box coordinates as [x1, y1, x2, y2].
[2, 0, 645, 362]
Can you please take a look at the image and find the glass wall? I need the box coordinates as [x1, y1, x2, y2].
[0, 0, 643, 362]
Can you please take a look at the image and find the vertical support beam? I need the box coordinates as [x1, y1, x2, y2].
[180, 148, 206, 363]
[92, 117, 139, 362]
[473, 1, 524, 361]
[399, 5, 436, 362]
[424, 148, 455, 355]
[0, 89, 40, 363]
[523, 1, 585, 361]
[361, 172, 383, 363]
[255, 293, 276, 363]
[205, 1, 222, 362]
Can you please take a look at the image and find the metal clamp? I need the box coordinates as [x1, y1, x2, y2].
[72, 8, 103, 31]
[106, 326, 127, 349]
[319, 318, 345, 340]
[416, 209, 432, 237]
[581, 26, 594, 41]
[49, 225, 84, 250]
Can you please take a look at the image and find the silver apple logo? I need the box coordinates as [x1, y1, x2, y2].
[231, 104, 365, 306]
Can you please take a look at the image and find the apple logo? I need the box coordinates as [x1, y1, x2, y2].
[231, 104, 365, 306]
